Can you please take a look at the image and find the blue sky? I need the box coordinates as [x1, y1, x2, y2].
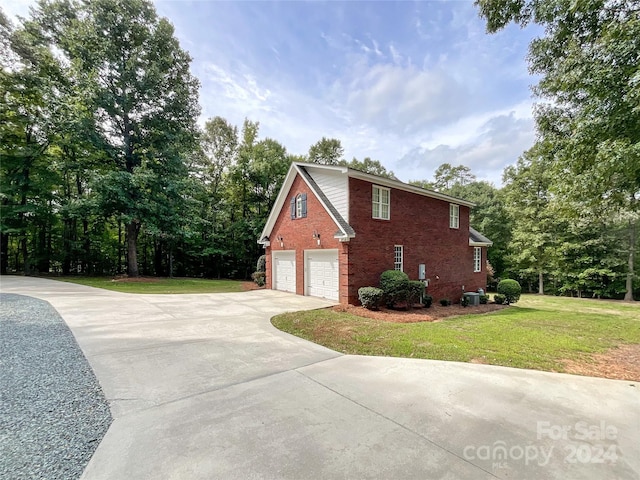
[4, 0, 541, 186]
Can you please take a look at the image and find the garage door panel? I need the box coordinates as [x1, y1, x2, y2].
[273, 251, 296, 293]
[305, 250, 339, 301]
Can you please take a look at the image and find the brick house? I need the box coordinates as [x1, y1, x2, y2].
[258, 162, 492, 304]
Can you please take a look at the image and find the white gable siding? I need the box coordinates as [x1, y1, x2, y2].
[307, 168, 349, 222]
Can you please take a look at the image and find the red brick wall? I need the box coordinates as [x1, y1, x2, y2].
[346, 177, 485, 304]
[265, 174, 349, 301]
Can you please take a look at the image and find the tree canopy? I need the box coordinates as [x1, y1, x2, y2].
[476, 0, 639, 299]
[0, 0, 637, 299]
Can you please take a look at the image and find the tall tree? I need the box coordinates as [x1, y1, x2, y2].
[28, 0, 200, 277]
[194, 116, 239, 277]
[308, 137, 344, 165]
[477, 0, 639, 300]
[0, 8, 62, 274]
[433, 163, 476, 190]
[502, 147, 559, 294]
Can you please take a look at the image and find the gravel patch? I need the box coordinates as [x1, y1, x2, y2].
[0, 293, 112, 480]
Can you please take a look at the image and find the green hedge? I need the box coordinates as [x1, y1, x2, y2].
[358, 287, 384, 310]
[497, 279, 522, 304]
[380, 270, 410, 307]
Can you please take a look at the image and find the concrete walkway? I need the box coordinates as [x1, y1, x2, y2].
[2, 276, 638, 479]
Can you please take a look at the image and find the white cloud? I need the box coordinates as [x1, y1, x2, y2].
[343, 63, 470, 135]
[392, 108, 536, 185]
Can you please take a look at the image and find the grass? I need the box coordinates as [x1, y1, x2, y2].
[52, 276, 247, 294]
[272, 295, 640, 373]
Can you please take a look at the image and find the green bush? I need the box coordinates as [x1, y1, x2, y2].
[251, 271, 265, 287]
[379, 270, 410, 307]
[494, 294, 506, 305]
[497, 279, 522, 304]
[358, 287, 384, 310]
[439, 298, 451, 306]
[479, 294, 489, 304]
[256, 255, 266, 273]
[407, 280, 425, 307]
[460, 296, 469, 307]
[423, 294, 433, 308]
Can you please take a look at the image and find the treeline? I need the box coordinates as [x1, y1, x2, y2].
[0, 0, 393, 279]
[1, 0, 638, 299]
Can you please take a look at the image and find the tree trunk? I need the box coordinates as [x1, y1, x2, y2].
[169, 244, 174, 279]
[538, 270, 544, 295]
[624, 220, 636, 302]
[62, 218, 72, 275]
[83, 219, 90, 274]
[117, 219, 123, 274]
[0, 232, 8, 275]
[21, 236, 30, 275]
[126, 220, 140, 277]
[154, 240, 163, 276]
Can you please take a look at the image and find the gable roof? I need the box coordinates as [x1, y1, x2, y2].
[258, 163, 356, 244]
[297, 166, 356, 239]
[469, 227, 493, 247]
[258, 162, 478, 245]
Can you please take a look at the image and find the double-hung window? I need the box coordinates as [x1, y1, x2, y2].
[449, 204, 459, 229]
[394, 245, 403, 272]
[372, 185, 390, 220]
[474, 247, 482, 273]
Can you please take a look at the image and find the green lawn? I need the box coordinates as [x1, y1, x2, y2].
[52, 276, 247, 294]
[272, 295, 640, 373]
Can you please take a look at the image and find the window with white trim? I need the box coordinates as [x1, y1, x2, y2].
[449, 203, 459, 229]
[474, 247, 482, 273]
[372, 185, 390, 220]
[290, 193, 307, 219]
[296, 195, 303, 218]
[394, 245, 403, 271]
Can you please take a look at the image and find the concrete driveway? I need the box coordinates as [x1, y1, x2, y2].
[2, 276, 638, 479]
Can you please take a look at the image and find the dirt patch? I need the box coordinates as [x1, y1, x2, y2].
[111, 276, 162, 283]
[332, 303, 508, 323]
[563, 344, 640, 382]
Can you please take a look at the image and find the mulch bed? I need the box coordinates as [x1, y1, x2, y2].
[332, 303, 508, 323]
[242, 281, 264, 291]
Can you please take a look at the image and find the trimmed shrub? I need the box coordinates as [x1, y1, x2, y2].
[460, 296, 469, 307]
[497, 279, 522, 304]
[479, 294, 489, 305]
[423, 294, 433, 308]
[494, 294, 506, 305]
[439, 298, 451, 306]
[358, 287, 384, 310]
[407, 280, 425, 307]
[251, 271, 265, 287]
[379, 270, 410, 307]
[256, 255, 266, 273]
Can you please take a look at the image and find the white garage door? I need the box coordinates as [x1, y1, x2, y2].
[305, 249, 339, 301]
[273, 251, 296, 293]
